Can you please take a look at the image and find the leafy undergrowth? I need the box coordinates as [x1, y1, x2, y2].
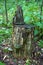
[38, 40, 43, 48]
[0, 62, 5, 65]
[0, 0, 43, 48]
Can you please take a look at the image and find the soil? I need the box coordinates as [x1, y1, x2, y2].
[0, 44, 43, 65]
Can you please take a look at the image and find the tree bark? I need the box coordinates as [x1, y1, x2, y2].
[40, 0, 43, 22]
[4, 0, 8, 23]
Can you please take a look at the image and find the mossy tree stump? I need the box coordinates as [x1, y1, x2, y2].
[12, 5, 35, 58]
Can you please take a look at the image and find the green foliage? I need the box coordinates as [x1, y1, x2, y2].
[34, 22, 43, 29]
[0, 62, 5, 65]
[23, 2, 40, 24]
[34, 29, 39, 36]
[38, 40, 43, 48]
[26, 59, 31, 65]
[0, 0, 43, 48]
[0, 28, 12, 43]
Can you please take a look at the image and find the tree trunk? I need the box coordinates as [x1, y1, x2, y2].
[4, 0, 8, 23]
[40, 0, 43, 22]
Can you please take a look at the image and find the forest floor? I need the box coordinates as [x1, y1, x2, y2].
[0, 43, 43, 65]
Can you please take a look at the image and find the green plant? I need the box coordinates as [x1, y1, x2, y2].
[38, 40, 43, 48]
[0, 62, 5, 65]
[26, 59, 31, 65]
